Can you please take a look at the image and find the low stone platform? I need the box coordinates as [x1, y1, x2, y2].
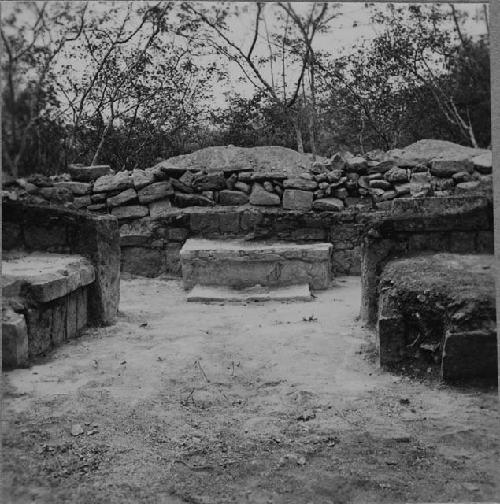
[187, 283, 312, 303]
[2, 252, 95, 368]
[376, 253, 497, 382]
[180, 239, 332, 290]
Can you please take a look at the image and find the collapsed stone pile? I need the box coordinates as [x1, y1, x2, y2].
[2, 141, 492, 221]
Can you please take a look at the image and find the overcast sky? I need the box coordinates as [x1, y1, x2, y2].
[214, 2, 489, 105]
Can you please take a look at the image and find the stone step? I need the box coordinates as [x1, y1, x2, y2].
[180, 239, 332, 290]
[187, 283, 312, 303]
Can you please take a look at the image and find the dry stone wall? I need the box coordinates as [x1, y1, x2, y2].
[2, 141, 492, 278]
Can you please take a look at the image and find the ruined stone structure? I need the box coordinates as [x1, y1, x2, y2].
[1, 142, 496, 382]
[359, 196, 496, 382]
[2, 201, 120, 368]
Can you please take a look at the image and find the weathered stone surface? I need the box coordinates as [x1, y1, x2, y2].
[119, 218, 156, 246]
[187, 283, 312, 303]
[384, 167, 408, 183]
[283, 178, 318, 191]
[87, 203, 107, 212]
[249, 183, 281, 206]
[180, 239, 333, 290]
[107, 188, 138, 207]
[175, 193, 214, 208]
[121, 246, 165, 277]
[132, 168, 155, 189]
[40, 186, 74, 203]
[234, 181, 251, 194]
[2, 253, 95, 303]
[430, 158, 473, 177]
[387, 139, 488, 165]
[225, 173, 238, 190]
[312, 198, 344, 211]
[111, 205, 148, 219]
[25, 307, 52, 356]
[375, 253, 496, 382]
[179, 170, 194, 187]
[159, 145, 322, 176]
[432, 178, 455, 192]
[167, 227, 189, 241]
[2, 309, 29, 368]
[3, 202, 121, 326]
[263, 181, 274, 192]
[452, 171, 472, 183]
[171, 178, 195, 193]
[345, 156, 367, 173]
[442, 330, 497, 381]
[368, 160, 396, 174]
[73, 195, 92, 209]
[455, 181, 481, 193]
[165, 243, 183, 274]
[369, 179, 392, 190]
[68, 164, 110, 182]
[250, 172, 288, 182]
[193, 172, 226, 191]
[137, 181, 173, 204]
[409, 182, 431, 198]
[149, 199, 174, 218]
[471, 152, 492, 174]
[219, 190, 249, 206]
[94, 171, 132, 192]
[394, 183, 411, 196]
[282, 189, 313, 211]
[54, 181, 92, 195]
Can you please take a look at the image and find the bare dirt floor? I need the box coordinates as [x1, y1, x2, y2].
[2, 276, 499, 504]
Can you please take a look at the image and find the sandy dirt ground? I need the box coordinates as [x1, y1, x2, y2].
[2, 276, 499, 504]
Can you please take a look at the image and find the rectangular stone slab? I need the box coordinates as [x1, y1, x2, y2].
[180, 239, 332, 290]
[187, 283, 312, 303]
[2, 252, 95, 302]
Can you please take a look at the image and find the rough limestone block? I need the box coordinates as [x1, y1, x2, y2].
[376, 293, 407, 367]
[430, 158, 473, 177]
[137, 181, 173, 204]
[441, 330, 497, 381]
[2, 309, 29, 368]
[471, 152, 492, 174]
[66, 290, 78, 339]
[51, 299, 66, 346]
[121, 247, 165, 277]
[68, 164, 110, 182]
[149, 199, 173, 218]
[111, 205, 149, 219]
[165, 243, 183, 275]
[107, 188, 137, 208]
[180, 239, 332, 290]
[26, 307, 53, 357]
[283, 178, 318, 191]
[219, 211, 240, 234]
[282, 189, 313, 211]
[54, 181, 92, 195]
[94, 171, 132, 192]
[76, 287, 88, 333]
[249, 183, 281, 206]
[132, 168, 155, 189]
[219, 190, 249, 206]
[2, 253, 95, 303]
[312, 198, 344, 211]
[119, 219, 156, 246]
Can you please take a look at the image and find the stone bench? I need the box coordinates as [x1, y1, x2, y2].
[2, 252, 96, 368]
[376, 253, 497, 382]
[180, 238, 333, 290]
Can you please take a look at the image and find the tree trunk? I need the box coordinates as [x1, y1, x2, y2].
[293, 115, 304, 154]
[91, 118, 113, 166]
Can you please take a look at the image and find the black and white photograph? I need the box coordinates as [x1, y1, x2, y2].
[1, 1, 498, 502]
